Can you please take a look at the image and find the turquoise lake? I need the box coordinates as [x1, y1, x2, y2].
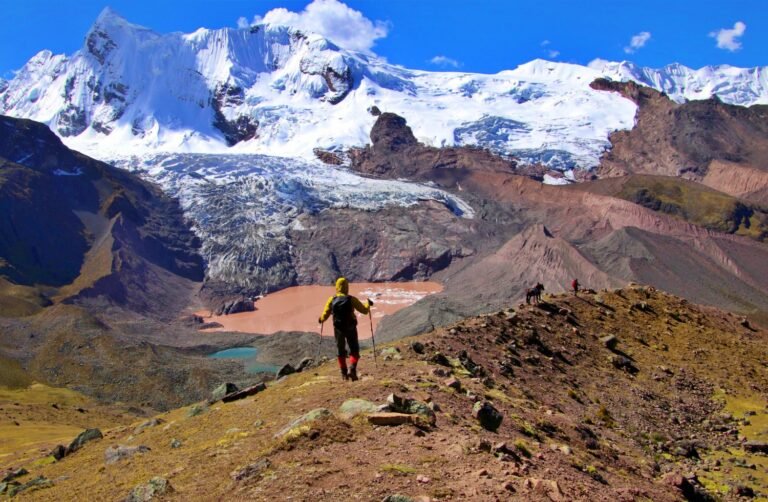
[207, 347, 278, 374]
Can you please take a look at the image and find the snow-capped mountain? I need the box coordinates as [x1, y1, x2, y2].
[589, 59, 768, 107]
[2, 8, 761, 173]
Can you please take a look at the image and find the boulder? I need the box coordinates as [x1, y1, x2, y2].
[610, 355, 637, 372]
[105, 445, 150, 465]
[50, 445, 66, 460]
[430, 352, 451, 367]
[473, 401, 503, 431]
[222, 382, 267, 403]
[338, 398, 379, 420]
[211, 383, 239, 403]
[410, 341, 425, 354]
[125, 477, 173, 502]
[1, 468, 27, 483]
[445, 377, 462, 390]
[743, 441, 768, 454]
[5, 476, 53, 497]
[275, 408, 333, 438]
[296, 357, 315, 372]
[600, 335, 618, 350]
[380, 347, 402, 361]
[133, 418, 165, 435]
[386, 393, 436, 426]
[276, 364, 296, 379]
[367, 413, 413, 426]
[66, 428, 103, 455]
[231, 458, 271, 482]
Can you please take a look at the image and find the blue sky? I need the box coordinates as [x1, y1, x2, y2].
[1, 0, 765, 78]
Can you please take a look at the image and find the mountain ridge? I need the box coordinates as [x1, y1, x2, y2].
[2, 8, 767, 171]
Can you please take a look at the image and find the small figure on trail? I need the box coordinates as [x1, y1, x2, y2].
[525, 283, 544, 305]
[571, 278, 580, 296]
[319, 277, 373, 381]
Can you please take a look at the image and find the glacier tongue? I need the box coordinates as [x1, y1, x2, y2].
[113, 153, 474, 289]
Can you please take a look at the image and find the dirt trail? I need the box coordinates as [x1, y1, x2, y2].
[199, 282, 442, 338]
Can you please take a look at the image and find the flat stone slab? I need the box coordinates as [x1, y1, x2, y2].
[222, 383, 266, 403]
[367, 412, 412, 426]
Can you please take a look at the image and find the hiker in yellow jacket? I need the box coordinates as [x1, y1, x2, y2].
[319, 277, 373, 381]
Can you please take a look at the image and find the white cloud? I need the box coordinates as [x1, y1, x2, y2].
[624, 31, 651, 54]
[541, 40, 551, 47]
[236, 16, 250, 29]
[429, 55, 461, 68]
[710, 21, 746, 51]
[238, 0, 388, 53]
[548, 50, 560, 59]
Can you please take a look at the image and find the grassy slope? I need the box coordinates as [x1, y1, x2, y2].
[0, 382, 132, 470]
[574, 175, 768, 241]
[6, 287, 766, 501]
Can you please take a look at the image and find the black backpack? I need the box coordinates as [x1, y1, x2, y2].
[331, 295, 356, 329]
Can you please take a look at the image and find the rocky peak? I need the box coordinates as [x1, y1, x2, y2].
[370, 112, 418, 152]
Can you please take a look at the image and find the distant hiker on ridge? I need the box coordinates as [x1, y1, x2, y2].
[571, 278, 580, 296]
[319, 277, 373, 381]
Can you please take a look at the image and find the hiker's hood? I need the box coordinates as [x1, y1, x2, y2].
[335, 277, 349, 295]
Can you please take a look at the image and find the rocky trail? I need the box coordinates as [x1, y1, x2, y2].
[4, 286, 767, 501]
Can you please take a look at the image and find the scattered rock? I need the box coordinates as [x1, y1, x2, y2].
[381, 495, 414, 502]
[743, 441, 768, 454]
[105, 445, 151, 464]
[170, 439, 182, 449]
[523, 478, 564, 501]
[125, 477, 173, 502]
[416, 474, 430, 483]
[133, 418, 165, 435]
[380, 347, 402, 361]
[1, 468, 27, 483]
[734, 485, 755, 498]
[338, 398, 379, 420]
[502, 480, 516, 492]
[430, 352, 451, 367]
[296, 357, 315, 372]
[276, 364, 296, 379]
[231, 458, 271, 482]
[472, 401, 503, 431]
[600, 335, 618, 350]
[367, 413, 413, 426]
[67, 428, 103, 455]
[430, 367, 450, 377]
[386, 393, 436, 426]
[609, 355, 636, 373]
[5, 476, 53, 497]
[445, 377, 462, 390]
[50, 445, 66, 460]
[222, 383, 267, 403]
[210, 383, 239, 403]
[187, 403, 208, 417]
[276, 408, 333, 438]
[410, 341, 425, 354]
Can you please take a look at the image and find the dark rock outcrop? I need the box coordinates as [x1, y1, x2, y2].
[591, 78, 768, 203]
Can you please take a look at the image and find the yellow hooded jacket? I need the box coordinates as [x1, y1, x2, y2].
[319, 277, 371, 323]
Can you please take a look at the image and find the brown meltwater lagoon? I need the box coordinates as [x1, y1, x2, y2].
[200, 282, 442, 339]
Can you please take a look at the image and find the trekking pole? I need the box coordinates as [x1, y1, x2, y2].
[369, 311, 377, 366]
[317, 321, 323, 361]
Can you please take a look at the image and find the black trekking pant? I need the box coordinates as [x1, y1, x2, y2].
[334, 326, 360, 359]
